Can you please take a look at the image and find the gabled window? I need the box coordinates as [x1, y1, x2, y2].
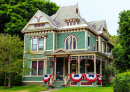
[34, 23, 45, 28]
[32, 37, 44, 51]
[65, 35, 77, 50]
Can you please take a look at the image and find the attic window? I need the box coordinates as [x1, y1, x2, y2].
[66, 20, 77, 26]
[34, 23, 45, 28]
[76, 8, 78, 14]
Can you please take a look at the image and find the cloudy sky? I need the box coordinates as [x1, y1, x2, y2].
[50, 0, 130, 35]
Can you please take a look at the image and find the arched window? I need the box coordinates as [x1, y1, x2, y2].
[65, 35, 77, 50]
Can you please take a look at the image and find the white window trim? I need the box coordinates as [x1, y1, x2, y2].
[64, 35, 77, 50]
[31, 37, 46, 52]
[31, 60, 44, 76]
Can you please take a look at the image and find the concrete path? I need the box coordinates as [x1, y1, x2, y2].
[39, 89, 59, 92]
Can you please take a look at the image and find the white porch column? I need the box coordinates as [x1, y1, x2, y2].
[78, 56, 80, 74]
[94, 55, 96, 73]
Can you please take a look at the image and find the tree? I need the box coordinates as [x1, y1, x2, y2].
[117, 10, 130, 71]
[0, 0, 59, 40]
[0, 34, 28, 88]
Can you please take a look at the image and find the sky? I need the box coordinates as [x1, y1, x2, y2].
[50, 0, 130, 35]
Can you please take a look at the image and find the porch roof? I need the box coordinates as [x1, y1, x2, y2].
[43, 49, 108, 58]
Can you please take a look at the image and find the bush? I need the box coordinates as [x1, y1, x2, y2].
[113, 71, 130, 92]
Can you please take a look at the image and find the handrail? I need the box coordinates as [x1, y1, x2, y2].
[64, 74, 70, 86]
[49, 74, 55, 86]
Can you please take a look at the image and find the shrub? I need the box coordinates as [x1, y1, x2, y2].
[113, 71, 130, 92]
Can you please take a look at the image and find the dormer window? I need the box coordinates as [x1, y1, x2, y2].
[70, 21, 72, 25]
[73, 21, 76, 25]
[66, 19, 77, 26]
[34, 23, 45, 28]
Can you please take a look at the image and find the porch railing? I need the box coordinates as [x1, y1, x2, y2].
[50, 74, 55, 85]
[64, 74, 70, 86]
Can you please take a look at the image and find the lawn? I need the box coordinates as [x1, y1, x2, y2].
[53, 87, 113, 92]
[0, 84, 48, 92]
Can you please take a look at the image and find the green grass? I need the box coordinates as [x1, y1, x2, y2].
[0, 84, 48, 92]
[53, 87, 113, 92]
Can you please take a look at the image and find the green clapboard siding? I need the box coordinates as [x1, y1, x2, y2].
[23, 77, 44, 81]
[100, 38, 102, 52]
[23, 60, 31, 76]
[90, 34, 96, 51]
[47, 61, 51, 74]
[46, 33, 53, 50]
[25, 35, 31, 52]
[57, 31, 85, 49]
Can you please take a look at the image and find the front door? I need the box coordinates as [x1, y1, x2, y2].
[56, 58, 63, 80]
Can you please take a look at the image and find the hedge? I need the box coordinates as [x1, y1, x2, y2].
[113, 71, 130, 92]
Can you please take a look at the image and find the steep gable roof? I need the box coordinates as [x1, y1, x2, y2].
[51, 4, 86, 28]
[21, 10, 56, 33]
[88, 20, 108, 33]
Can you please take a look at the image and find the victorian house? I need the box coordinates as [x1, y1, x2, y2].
[22, 4, 113, 88]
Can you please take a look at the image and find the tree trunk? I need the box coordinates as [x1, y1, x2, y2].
[8, 73, 11, 88]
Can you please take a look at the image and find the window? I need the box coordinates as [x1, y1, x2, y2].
[70, 21, 72, 25]
[88, 32, 90, 49]
[96, 37, 98, 51]
[38, 61, 43, 75]
[73, 21, 76, 25]
[32, 37, 44, 51]
[32, 38, 37, 50]
[65, 35, 77, 50]
[96, 41, 98, 51]
[32, 61, 37, 75]
[104, 43, 106, 53]
[31, 61, 44, 76]
[34, 23, 45, 28]
[66, 20, 77, 26]
[67, 22, 69, 26]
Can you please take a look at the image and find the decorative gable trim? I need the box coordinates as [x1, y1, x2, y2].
[51, 48, 70, 54]
[21, 10, 55, 33]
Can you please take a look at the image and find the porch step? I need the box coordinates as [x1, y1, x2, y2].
[53, 80, 64, 89]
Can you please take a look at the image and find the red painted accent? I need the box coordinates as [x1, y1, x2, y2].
[38, 16, 43, 22]
[64, 35, 78, 42]
[70, 74, 83, 82]
[81, 82, 92, 85]
[84, 74, 97, 82]
[34, 16, 39, 22]
[71, 82, 77, 85]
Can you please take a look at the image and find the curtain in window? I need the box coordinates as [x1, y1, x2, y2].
[32, 61, 37, 75]
[38, 61, 43, 75]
